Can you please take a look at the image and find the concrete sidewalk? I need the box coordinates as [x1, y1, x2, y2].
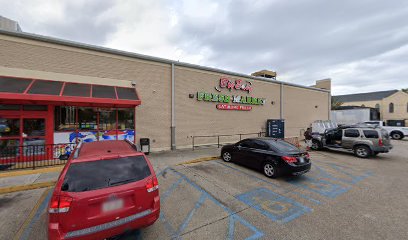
[0, 147, 221, 195]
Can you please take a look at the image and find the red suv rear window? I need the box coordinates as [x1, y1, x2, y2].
[62, 156, 151, 192]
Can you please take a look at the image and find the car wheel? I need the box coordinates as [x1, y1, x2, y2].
[222, 151, 232, 162]
[354, 145, 371, 158]
[263, 162, 276, 178]
[391, 132, 403, 140]
[311, 140, 321, 150]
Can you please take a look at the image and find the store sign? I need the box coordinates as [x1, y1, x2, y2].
[195, 77, 266, 111]
[197, 92, 265, 105]
[217, 104, 252, 111]
[217, 77, 253, 93]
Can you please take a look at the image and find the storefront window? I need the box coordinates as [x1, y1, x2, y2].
[23, 105, 48, 111]
[0, 118, 20, 137]
[54, 106, 135, 142]
[118, 109, 134, 130]
[0, 104, 20, 110]
[23, 119, 45, 136]
[0, 139, 20, 153]
[78, 107, 97, 130]
[99, 109, 116, 130]
[55, 106, 77, 131]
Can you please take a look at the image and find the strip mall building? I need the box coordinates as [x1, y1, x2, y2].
[0, 29, 330, 155]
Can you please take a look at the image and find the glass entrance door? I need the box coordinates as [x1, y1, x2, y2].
[0, 113, 47, 161]
[22, 118, 46, 147]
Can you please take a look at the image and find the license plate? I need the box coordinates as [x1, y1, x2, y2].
[298, 157, 305, 163]
[102, 199, 124, 212]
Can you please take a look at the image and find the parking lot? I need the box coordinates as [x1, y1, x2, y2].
[1, 140, 408, 240]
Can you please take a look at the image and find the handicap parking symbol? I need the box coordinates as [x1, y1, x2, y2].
[236, 188, 312, 223]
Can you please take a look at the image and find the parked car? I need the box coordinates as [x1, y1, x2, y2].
[359, 121, 408, 140]
[48, 140, 160, 240]
[221, 138, 311, 178]
[311, 125, 392, 158]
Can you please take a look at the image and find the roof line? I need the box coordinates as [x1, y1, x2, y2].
[0, 29, 330, 93]
[333, 89, 399, 97]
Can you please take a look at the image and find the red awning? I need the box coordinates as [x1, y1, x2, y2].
[0, 76, 141, 107]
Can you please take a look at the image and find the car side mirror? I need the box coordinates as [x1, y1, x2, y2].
[236, 145, 242, 150]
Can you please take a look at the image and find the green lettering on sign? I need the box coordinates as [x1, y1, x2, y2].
[196, 91, 263, 105]
[224, 95, 230, 103]
[219, 95, 224, 102]
[204, 93, 211, 101]
[197, 92, 204, 100]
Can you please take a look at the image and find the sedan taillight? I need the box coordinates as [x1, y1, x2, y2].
[146, 176, 159, 193]
[282, 156, 297, 163]
[49, 195, 73, 213]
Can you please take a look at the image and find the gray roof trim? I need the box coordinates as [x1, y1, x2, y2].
[0, 29, 329, 93]
[333, 90, 399, 102]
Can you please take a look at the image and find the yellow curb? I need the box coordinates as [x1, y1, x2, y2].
[0, 166, 64, 179]
[0, 181, 56, 195]
[176, 156, 220, 166]
[13, 187, 52, 240]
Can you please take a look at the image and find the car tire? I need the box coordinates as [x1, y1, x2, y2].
[354, 145, 372, 158]
[263, 161, 277, 178]
[222, 151, 232, 162]
[311, 140, 321, 150]
[390, 131, 403, 140]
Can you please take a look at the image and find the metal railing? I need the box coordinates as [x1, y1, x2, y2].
[192, 132, 266, 150]
[0, 143, 76, 171]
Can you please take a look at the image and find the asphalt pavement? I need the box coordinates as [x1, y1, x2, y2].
[1, 140, 407, 240]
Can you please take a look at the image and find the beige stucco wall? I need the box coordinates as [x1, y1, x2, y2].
[173, 67, 330, 148]
[174, 66, 281, 148]
[381, 91, 408, 122]
[283, 85, 330, 137]
[0, 33, 330, 151]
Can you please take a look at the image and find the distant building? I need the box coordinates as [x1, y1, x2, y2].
[0, 16, 22, 32]
[251, 70, 277, 79]
[333, 90, 408, 126]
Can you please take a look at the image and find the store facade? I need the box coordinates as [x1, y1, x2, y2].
[0, 30, 330, 160]
[0, 76, 140, 163]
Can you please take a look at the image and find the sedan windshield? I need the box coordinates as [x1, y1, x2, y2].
[62, 156, 151, 192]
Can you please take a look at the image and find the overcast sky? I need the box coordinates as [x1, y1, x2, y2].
[1, 0, 407, 95]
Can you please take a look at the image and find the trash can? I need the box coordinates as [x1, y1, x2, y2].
[140, 138, 150, 155]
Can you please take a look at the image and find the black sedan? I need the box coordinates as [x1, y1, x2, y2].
[221, 138, 311, 178]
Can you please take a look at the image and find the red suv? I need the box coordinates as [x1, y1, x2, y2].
[48, 140, 160, 240]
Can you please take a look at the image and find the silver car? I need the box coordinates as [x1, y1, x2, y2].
[311, 125, 392, 158]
